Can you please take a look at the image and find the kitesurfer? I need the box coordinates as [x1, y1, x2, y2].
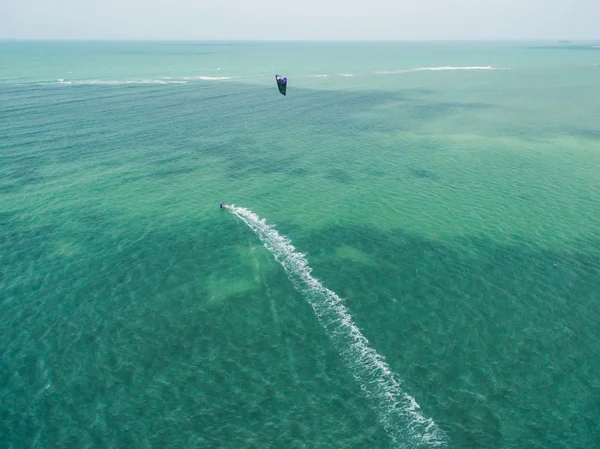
[220, 202, 227, 210]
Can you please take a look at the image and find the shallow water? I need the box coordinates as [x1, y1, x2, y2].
[1, 40, 600, 448]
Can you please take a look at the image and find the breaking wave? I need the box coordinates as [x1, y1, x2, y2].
[181, 76, 233, 81]
[411, 66, 495, 71]
[375, 66, 500, 75]
[50, 79, 188, 85]
[43, 75, 235, 86]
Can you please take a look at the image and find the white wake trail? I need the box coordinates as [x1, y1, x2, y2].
[229, 205, 447, 448]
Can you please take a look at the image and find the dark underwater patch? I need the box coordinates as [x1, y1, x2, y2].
[226, 154, 304, 178]
[6, 169, 46, 186]
[411, 101, 492, 121]
[150, 166, 198, 178]
[572, 128, 600, 141]
[151, 153, 190, 166]
[412, 168, 437, 180]
[0, 211, 19, 225]
[325, 168, 353, 183]
[0, 183, 22, 195]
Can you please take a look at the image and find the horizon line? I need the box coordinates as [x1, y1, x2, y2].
[1, 37, 598, 43]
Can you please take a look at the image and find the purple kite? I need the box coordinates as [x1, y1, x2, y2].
[275, 75, 287, 96]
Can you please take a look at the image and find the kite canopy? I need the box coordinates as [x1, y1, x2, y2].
[275, 74, 287, 96]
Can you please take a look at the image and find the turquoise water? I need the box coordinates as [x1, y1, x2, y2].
[1, 40, 600, 448]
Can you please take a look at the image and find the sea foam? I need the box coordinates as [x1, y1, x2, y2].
[229, 205, 447, 448]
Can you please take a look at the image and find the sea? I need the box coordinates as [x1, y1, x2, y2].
[1, 40, 600, 448]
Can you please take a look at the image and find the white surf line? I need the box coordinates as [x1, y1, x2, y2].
[411, 66, 494, 71]
[228, 205, 447, 448]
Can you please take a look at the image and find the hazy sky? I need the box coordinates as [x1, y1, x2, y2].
[1, 0, 599, 40]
